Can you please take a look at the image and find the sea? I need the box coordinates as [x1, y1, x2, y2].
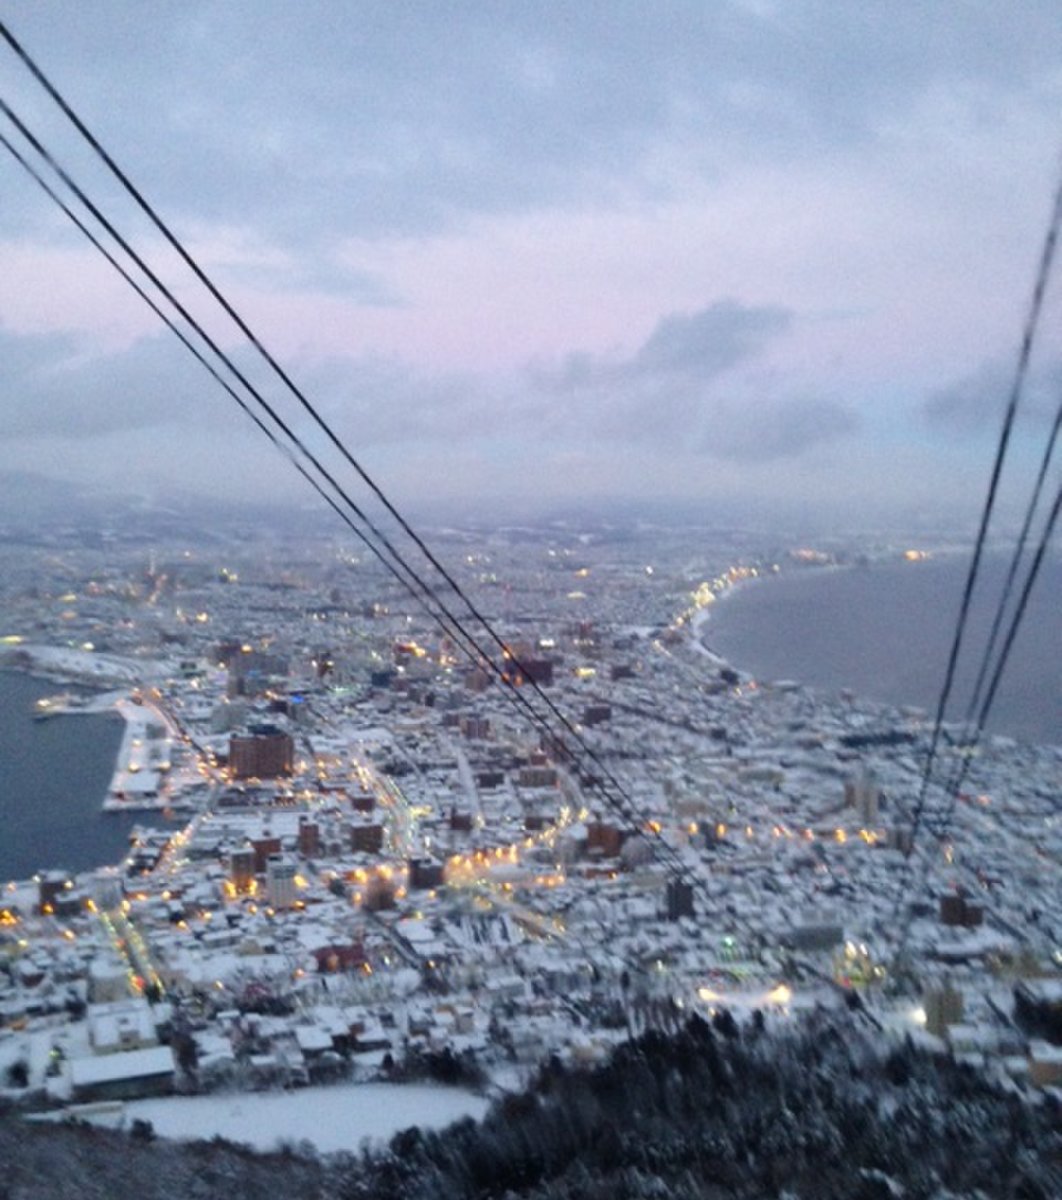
[0, 672, 148, 882]
[704, 552, 1062, 746]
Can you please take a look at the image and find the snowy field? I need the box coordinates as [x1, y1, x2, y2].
[7, 644, 165, 684]
[123, 1082, 491, 1153]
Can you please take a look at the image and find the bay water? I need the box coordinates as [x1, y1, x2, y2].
[704, 553, 1061, 745]
[0, 672, 147, 882]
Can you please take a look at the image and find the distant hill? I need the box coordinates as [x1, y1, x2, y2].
[0, 471, 324, 545]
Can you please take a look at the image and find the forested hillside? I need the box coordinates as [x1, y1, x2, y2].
[2, 1011, 1059, 1199]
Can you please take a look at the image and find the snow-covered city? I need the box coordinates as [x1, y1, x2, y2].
[4, 3, 1062, 1195]
[1, 520, 1059, 1169]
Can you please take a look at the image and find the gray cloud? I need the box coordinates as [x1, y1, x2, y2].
[539, 300, 791, 391]
[286, 300, 857, 464]
[270, 302, 802, 452]
[0, 328, 243, 438]
[4, 1, 1060, 246]
[1, 295, 857, 470]
[693, 394, 859, 460]
[0, 322, 484, 453]
[307, 355, 490, 446]
[633, 302, 792, 377]
[314, 299, 819, 457]
[923, 358, 1062, 435]
[523, 299, 855, 459]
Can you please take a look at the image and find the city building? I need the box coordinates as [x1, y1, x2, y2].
[266, 855, 298, 909]
[229, 725, 294, 779]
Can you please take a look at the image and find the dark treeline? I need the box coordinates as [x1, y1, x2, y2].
[2, 1010, 1059, 1199]
[343, 1010, 1061, 1200]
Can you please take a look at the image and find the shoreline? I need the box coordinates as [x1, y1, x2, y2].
[5, 669, 170, 813]
[2, 649, 186, 815]
[690, 550, 939, 674]
[689, 570, 767, 666]
[0, 642, 162, 688]
[102, 697, 168, 811]
[0, 669, 192, 886]
[687, 550, 1060, 750]
[691, 561, 849, 670]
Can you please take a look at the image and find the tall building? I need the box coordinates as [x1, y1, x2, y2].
[92, 867, 124, 912]
[408, 857, 445, 890]
[230, 846, 256, 893]
[924, 980, 964, 1038]
[229, 725, 294, 780]
[666, 879, 695, 921]
[350, 790, 375, 813]
[844, 767, 881, 825]
[350, 819, 384, 854]
[460, 714, 491, 740]
[297, 817, 321, 858]
[939, 888, 984, 928]
[38, 870, 72, 915]
[221, 646, 289, 698]
[266, 855, 298, 909]
[586, 820, 623, 858]
[251, 835, 282, 873]
[518, 764, 558, 788]
[364, 873, 396, 911]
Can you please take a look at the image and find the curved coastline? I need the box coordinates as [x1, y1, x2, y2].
[693, 551, 1061, 747]
[694, 557, 853, 667]
[692, 567, 770, 664]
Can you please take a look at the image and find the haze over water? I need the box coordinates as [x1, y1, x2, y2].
[705, 554, 1062, 746]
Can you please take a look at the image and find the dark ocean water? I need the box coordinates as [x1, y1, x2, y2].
[704, 554, 1062, 745]
[0, 673, 148, 881]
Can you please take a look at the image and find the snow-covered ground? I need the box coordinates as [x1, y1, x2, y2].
[122, 1082, 490, 1153]
[8, 644, 168, 685]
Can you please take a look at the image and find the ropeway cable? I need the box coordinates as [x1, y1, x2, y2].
[905, 167, 1062, 845]
[929, 393, 1062, 829]
[888, 164, 1062, 960]
[894, 167, 1062, 885]
[0, 18, 697, 862]
[0, 19, 713, 898]
[927, 480, 1062, 843]
[891, 486, 1062, 966]
[0, 91, 704, 904]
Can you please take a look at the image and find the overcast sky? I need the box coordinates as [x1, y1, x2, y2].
[2, 1, 1061, 528]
